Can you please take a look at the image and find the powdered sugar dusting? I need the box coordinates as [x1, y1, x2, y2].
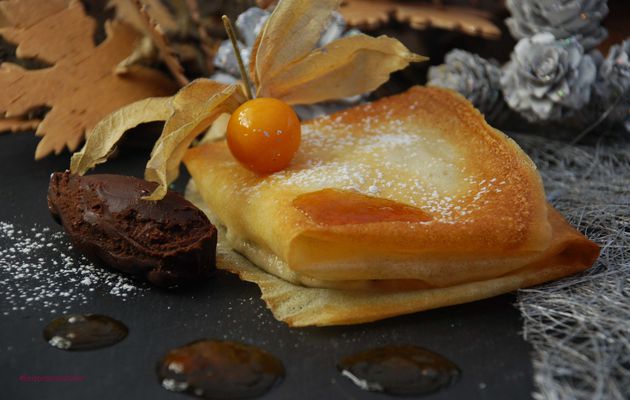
[240, 104, 508, 222]
[0, 221, 146, 315]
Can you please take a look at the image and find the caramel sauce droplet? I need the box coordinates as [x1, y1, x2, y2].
[157, 339, 284, 399]
[338, 345, 460, 396]
[43, 314, 128, 351]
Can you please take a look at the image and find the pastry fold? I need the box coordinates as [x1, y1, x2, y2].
[183, 86, 599, 326]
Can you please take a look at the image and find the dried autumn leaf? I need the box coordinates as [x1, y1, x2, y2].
[144, 80, 246, 200]
[251, 0, 426, 104]
[395, 3, 501, 39]
[71, 79, 245, 200]
[70, 97, 173, 175]
[0, 0, 69, 29]
[127, 0, 189, 87]
[253, 0, 341, 88]
[0, 117, 40, 133]
[108, 0, 178, 34]
[339, 0, 501, 39]
[0, 0, 176, 159]
[259, 34, 427, 104]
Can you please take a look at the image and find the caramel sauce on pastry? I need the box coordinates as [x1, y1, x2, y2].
[293, 189, 432, 226]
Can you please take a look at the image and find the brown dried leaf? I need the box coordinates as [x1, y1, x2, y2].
[0, 0, 69, 30]
[70, 97, 173, 175]
[184, 0, 216, 73]
[108, 0, 178, 34]
[338, 0, 391, 30]
[116, 35, 157, 74]
[259, 34, 427, 104]
[252, 0, 342, 89]
[0, 0, 176, 159]
[144, 80, 246, 200]
[130, 0, 189, 86]
[0, 117, 40, 133]
[339, 0, 501, 39]
[395, 3, 501, 39]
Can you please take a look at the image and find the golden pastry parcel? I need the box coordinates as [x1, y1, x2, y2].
[184, 86, 600, 327]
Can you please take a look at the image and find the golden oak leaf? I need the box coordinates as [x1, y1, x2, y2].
[0, 117, 40, 133]
[0, 0, 69, 29]
[0, 0, 176, 159]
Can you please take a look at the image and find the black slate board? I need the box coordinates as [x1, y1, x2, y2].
[0, 133, 534, 400]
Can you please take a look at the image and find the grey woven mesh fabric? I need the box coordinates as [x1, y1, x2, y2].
[513, 133, 630, 400]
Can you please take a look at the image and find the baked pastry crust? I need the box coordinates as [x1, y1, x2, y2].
[183, 86, 599, 325]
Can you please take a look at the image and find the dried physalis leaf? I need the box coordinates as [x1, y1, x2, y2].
[260, 34, 427, 104]
[199, 113, 231, 145]
[70, 97, 173, 174]
[252, 0, 342, 89]
[70, 79, 245, 200]
[0, 0, 176, 159]
[251, 0, 426, 104]
[144, 80, 246, 200]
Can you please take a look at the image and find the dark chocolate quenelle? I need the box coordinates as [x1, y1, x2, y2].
[157, 339, 285, 399]
[47, 171, 217, 287]
[338, 345, 461, 396]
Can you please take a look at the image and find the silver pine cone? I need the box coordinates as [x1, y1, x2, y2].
[427, 50, 505, 123]
[595, 40, 630, 97]
[501, 33, 597, 123]
[590, 40, 630, 131]
[506, 0, 608, 51]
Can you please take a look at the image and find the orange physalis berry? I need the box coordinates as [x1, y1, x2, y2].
[226, 98, 301, 174]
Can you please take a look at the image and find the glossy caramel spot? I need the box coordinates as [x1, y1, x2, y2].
[293, 189, 432, 226]
[43, 314, 128, 351]
[157, 339, 284, 399]
[338, 345, 460, 395]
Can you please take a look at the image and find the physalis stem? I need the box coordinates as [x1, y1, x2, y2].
[222, 15, 254, 100]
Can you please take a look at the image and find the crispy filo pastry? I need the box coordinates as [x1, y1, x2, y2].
[183, 86, 599, 326]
